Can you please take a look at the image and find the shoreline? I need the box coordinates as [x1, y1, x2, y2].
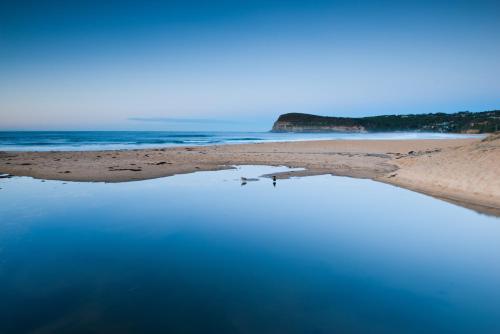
[1, 136, 499, 216]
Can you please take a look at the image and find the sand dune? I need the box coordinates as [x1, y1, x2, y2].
[381, 133, 500, 214]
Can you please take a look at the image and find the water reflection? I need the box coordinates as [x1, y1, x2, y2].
[0, 166, 499, 333]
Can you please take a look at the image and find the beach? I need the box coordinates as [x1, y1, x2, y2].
[1, 135, 499, 215]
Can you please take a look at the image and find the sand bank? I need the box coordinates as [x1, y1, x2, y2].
[1, 136, 499, 215]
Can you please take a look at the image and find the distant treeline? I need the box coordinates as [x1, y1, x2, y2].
[272, 110, 500, 133]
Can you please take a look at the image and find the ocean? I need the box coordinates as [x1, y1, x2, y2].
[0, 131, 484, 151]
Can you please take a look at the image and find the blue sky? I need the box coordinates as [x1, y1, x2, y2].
[1, 0, 499, 131]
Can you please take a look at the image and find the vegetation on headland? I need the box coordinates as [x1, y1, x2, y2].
[272, 110, 500, 133]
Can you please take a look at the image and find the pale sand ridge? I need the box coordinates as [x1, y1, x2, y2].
[1, 136, 499, 215]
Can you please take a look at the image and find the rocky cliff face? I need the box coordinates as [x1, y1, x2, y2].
[272, 121, 365, 133]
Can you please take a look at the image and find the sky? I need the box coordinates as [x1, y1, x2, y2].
[0, 0, 499, 131]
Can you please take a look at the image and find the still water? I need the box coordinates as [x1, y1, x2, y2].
[0, 166, 499, 333]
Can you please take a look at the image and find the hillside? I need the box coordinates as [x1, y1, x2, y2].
[271, 110, 500, 133]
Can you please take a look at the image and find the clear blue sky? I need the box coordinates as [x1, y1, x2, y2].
[1, 0, 499, 131]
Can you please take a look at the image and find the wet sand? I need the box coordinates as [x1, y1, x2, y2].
[1, 135, 499, 215]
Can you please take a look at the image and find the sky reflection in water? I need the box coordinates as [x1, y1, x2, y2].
[0, 166, 499, 333]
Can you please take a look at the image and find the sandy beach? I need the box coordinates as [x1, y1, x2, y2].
[1, 135, 499, 215]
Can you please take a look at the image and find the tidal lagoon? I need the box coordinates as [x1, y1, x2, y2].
[1, 166, 499, 333]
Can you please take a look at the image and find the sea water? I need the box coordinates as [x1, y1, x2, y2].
[0, 131, 484, 151]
